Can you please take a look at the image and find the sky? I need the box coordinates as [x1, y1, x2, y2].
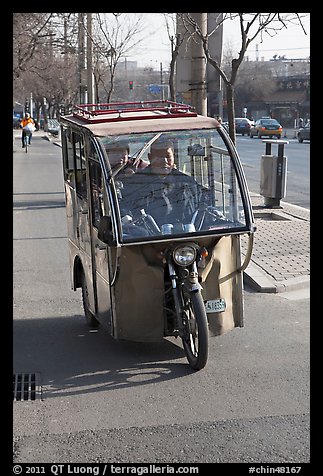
[126, 13, 310, 68]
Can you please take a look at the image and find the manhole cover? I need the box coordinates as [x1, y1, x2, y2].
[13, 373, 42, 401]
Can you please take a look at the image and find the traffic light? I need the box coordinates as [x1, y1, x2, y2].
[129, 81, 133, 90]
[25, 98, 30, 113]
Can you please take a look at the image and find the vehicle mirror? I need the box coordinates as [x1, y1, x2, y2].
[98, 216, 115, 246]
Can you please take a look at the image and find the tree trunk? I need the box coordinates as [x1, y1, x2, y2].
[226, 83, 236, 145]
[169, 53, 177, 101]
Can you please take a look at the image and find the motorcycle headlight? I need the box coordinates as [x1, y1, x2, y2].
[173, 245, 196, 266]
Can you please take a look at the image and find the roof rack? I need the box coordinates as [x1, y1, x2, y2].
[72, 100, 197, 124]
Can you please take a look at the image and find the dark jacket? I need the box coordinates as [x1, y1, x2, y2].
[121, 166, 202, 226]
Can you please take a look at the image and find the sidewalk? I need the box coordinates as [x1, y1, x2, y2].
[13, 129, 310, 294]
[241, 193, 310, 293]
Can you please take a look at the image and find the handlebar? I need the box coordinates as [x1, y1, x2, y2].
[122, 206, 230, 237]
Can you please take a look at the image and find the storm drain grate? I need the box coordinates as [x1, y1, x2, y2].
[13, 373, 42, 401]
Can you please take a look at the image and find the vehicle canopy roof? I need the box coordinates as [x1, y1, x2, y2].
[59, 101, 221, 137]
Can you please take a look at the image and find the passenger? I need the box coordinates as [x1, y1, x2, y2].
[106, 141, 148, 175]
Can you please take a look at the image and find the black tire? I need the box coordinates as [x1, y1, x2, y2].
[81, 271, 99, 328]
[180, 290, 208, 370]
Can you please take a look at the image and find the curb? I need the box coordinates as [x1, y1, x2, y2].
[243, 194, 309, 294]
[243, 261, 310, 293]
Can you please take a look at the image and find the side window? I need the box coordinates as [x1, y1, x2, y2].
[89, 160, 103, 228]
[61, 128, 87, 197]
[62, 127, 76, 188]
[74, 133, 87, 198]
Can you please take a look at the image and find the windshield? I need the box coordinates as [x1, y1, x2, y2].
[98, 128, 249, 243]
[261, 119, 280, 125]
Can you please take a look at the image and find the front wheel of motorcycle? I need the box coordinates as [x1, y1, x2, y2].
[181, 290, 208, 370]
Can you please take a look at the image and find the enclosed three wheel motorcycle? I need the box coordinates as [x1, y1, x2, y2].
[59, 101, 255, 370]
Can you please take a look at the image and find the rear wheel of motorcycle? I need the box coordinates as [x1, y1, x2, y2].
[181, 290, 208, 370]
[81, 270, 99, 328]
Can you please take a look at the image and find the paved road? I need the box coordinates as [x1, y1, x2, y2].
[235, 135, 310, 209]
[12, 135, 310, 464]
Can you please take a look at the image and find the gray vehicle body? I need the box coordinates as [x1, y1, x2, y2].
[59, 102, 255, 343]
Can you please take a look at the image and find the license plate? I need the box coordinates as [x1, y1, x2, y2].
[205, 299, 226, 313]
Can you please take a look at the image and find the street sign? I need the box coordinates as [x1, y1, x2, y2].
[148, 84, 161, 94]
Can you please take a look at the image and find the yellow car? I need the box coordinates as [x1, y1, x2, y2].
[250, 117, 282, 139]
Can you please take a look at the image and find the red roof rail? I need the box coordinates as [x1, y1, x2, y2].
[72, 100, 197, 123]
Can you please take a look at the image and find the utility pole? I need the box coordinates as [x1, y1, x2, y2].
[86, 13, 94, 105]
[190, 13, 207, 115]
[78, 13, 86, 103]
[175, 13, 207, 115]
[160, 62, 164, 101]
[62, 15, 68, 114]
[30, 92, 33, 118]
[176, 13, 223, 117]
[206, 13, 223, 118]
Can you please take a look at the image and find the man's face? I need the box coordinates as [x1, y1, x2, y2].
[148, 147, 174, 175]
[108, 147, 129, 168]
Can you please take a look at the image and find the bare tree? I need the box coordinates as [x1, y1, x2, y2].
[90, 13, 146, 102]
[162, 13, 187, 101]
[13, 13, 56, 79]
[13, 13, 84, 130]
[234, 61, 276, 116]
[179, 13, 309, 143]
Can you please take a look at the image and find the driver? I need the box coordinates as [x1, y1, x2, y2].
[122, 139, 202, 228]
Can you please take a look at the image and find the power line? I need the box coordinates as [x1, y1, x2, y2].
[248, 47, 310, 52]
